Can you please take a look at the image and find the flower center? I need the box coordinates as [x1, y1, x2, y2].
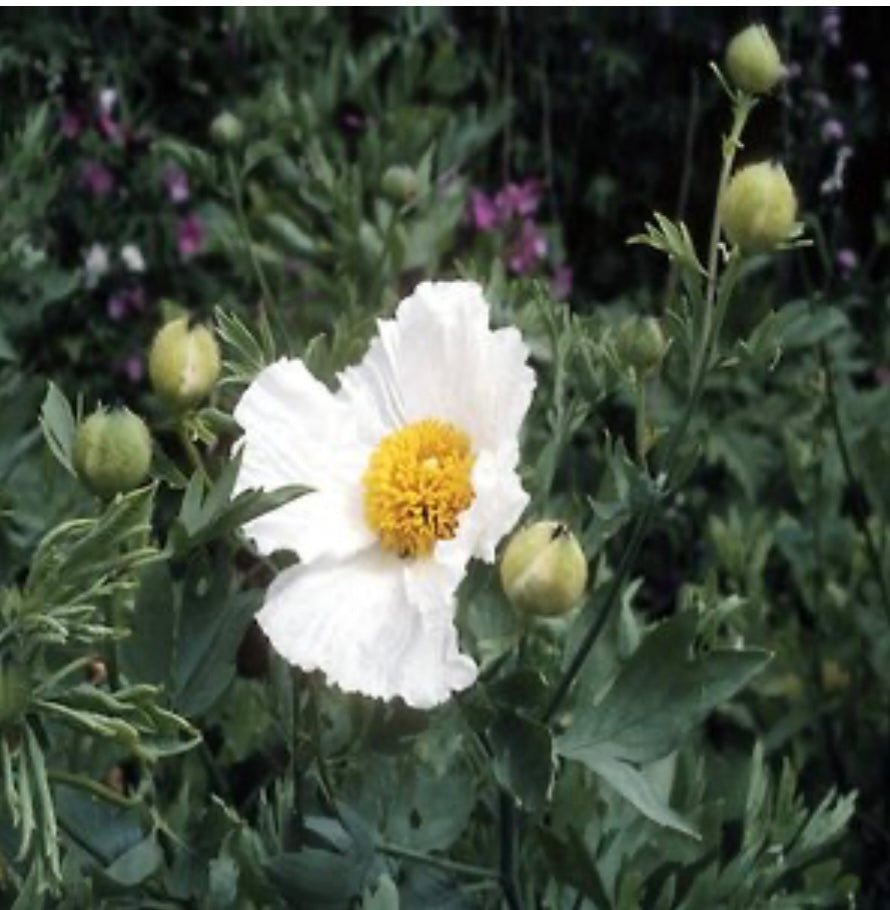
[362, 419, 475, 558]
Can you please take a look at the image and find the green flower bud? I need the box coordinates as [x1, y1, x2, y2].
[0, 662, 30, 728]
[500, 521, 588, 618]
[209, 111, 244, 148]
[725, 24, 785, 95]
[720, 162, 797, 253]
[381, 165, 420, 205]
[73, 408, 152, 499]
[615, 316, 667, 375]
[149, 316, 221, 409]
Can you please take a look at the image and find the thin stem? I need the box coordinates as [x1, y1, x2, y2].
[499, 790, 523, 910]
[378, 841, 500, 881]
[634, 376, 648, 469]
[48, 770, 142, 812]
[178, 423, 210, 486]
[542, 92, 755, 726]
[225, 152, 280, 357]
[821, 343, 890, 622]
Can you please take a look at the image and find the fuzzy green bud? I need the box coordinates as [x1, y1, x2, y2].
[72, 408, 152, 499]
[0, 662, 30, 728]
[615, 316, 667, 375]
[381, 165, 420, 205]
[148, 316, 221, 409]
[209, 110, 244, 148]
[720, 161, 797, 253]
[725, 25, 785, 95]
[500, 521, 588, 618]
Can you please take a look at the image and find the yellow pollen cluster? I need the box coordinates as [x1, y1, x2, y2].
[363, 419, 475, 558]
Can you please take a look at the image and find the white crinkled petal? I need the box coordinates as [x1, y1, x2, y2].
[257, 551, 477, 708]
[438, 446, 529, 568]
[233, 358, 374, 561]
[338, 281, 535, 454]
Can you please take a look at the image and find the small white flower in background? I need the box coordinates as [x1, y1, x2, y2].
[120, 244, 146, 273]
[84, 243, 110, 288]
[99, 87, 117, 114]
[233, 281, 535, 708]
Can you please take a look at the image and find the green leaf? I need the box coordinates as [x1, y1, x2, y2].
[558, 611, 770, 766]
[538, 825, 611, 910]
[100, 832, 163, 886]
[488, 710, 555, 813]
[587, 754, 699, 839]
[38, 380, 76, 476]
[265, 808, 376, 910]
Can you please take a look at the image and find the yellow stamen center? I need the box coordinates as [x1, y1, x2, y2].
[363, 419, 475, 558]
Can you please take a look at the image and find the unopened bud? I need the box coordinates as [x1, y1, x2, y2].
[210, 111, 244, 148]
[725, 24, 785, 95]
[615, 316, 667, 375]
[720, 161, 797, 253]
[72, 408, 152, 499]
[149, 316, 221, 409]
[500, 521, 588, 618]
[381, 165, 420, 205]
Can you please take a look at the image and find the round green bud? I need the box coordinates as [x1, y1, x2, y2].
[615, 316, 667, 375]
[148, 317, 221, 409]
[381, 165, 420, 205]
[209, 111, 244, 148]
[725, 24, 785, 95]
[500, 521, 588, 618]
[72, 408, 152, 499]
[720, 162, 797, 253]
[0, 662, 30, 729]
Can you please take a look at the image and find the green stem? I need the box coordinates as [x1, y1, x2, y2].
[821, 343, 890, 623]
[499, 790, 524, 910]
[225, 152, 280, 357]
[178, 423, 210, 486]
[48, 769, 142, 812]
[693, 92, 755, 382]
[542, 92, 755, 726]
[378, 841, 499, 881]
[635, 376, 648, 469]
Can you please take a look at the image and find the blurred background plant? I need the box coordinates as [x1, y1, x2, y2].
[0, 6, 888, 907]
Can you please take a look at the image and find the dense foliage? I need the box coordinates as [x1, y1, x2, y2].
[1, 8, 888, 908]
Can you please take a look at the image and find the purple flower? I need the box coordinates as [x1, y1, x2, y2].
[81, 160, 114, 197]
[468, 189, 500, 232]
[551, 265, 573, 300]
[163, 165, 189, 204]
[60, 110, 83, 140]
[809, 91, 831, 111]
[495, 179, 543, 220]
[836, 248, 858, 273]
[821, 119, 845, 144]
[506, 219, 547, 275]
[821, 8, 841, 46]
[119, 354, 144, 384]
[106, 286, 147, 322]
[177, 213, 205, 258]
[849, 61, 870, 82]
[107, 294, 128, 321]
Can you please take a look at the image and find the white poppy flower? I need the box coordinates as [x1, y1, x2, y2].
[233, 281, 535, 708]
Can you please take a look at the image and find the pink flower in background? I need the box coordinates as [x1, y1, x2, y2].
[836, 248, 858, 274]
[551, 264, 573, 300]
[507, 219, 547, 275]
[163, 165, 189, 204]
[61, 110, 83, 140]
[468, 189, 500, 231]
[821, 119, 845, 144]
[495, 179, 542, 219]
[119, 354, 144, 383]
[177, 213, 205, 258]
[106, 287, 147, 322]
[849, 61, 870, 82]
[81, 160, 114, 197]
